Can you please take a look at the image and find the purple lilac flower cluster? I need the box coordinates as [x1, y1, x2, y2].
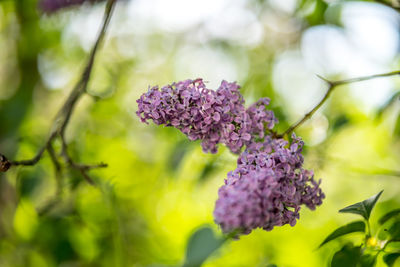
[136, 78, 324, 236]
[136, 79, 276, 153]
[213, 135, 324, 234]
[39, 0, 100, 13]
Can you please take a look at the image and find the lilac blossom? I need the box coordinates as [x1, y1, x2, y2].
[136, 79, 276, 154]
[246, 98, 278, 138]
[213, 135, 325, 234]
[136, 78, 325, 236]
[39, 0, 100, 13]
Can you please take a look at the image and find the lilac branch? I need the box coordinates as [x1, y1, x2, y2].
[279, 70, 400, 137]
[60, 132, 107, 186]
[374, 0, 400, 11]
[38, 143, 63, 215]
[0, 0, 116, 186]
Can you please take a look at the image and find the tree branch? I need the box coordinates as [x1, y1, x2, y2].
[60, 132, 107, 186]
[47, 143, 62, 192]
[57, 0, 116, 137]
[0, 0, 117, 185]
[374, 0, 400, 11]
[38, 143, 63, 216]
[279, 70, 400, 137]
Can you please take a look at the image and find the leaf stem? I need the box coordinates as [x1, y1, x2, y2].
[364, 219, 372, 246]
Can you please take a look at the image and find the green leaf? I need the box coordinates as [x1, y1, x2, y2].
[198, 160, 217, 183]
[394, 114, 400, 138]
[376, 92, 400, 119]
[331, 114, 350, 131]
[383, 253, 400, 267]
[168, 140, 192, 173]
[319, 221, 366, 248]
[305, 0, 328, 26]
[379, 209, 400, 225]
[388, 221, 400, 240]
[331, 243, 362, 267]
[339, 191, 383, 220]
[359, 254, 376, 267]
[183, 227, 225, 267]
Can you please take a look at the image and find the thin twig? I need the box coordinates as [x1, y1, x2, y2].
[28, 144, 63, 215]
[59, 132, 108, 186]
[10, 139, 52, 166]
[58, 0, 116, 137]
[279, 70, 400, 137]
[60, 133, 88, 185]
[1, 0, 116, 184]
[374, 0, 400, 11]
[47, 143, 63, 192]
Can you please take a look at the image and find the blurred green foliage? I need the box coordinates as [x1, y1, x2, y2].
[319, 191, 400, 266]
[0, 0, 400, 266]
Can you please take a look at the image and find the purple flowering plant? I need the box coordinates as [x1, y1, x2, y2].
[136, 78, 325, 236]
[39, 0, 104, 13]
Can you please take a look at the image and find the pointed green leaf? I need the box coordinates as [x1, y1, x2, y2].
[379, 209, 400, 225]
[319, 221, 366, 248]
[339, 191, 383, 220]
[183, 227, 225, 267]
[331, 243, 362, 267]
[383, 253, 400, 267]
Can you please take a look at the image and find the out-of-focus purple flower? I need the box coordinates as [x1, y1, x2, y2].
[213, 135, 325, 234]
[39, 0, 100, 13]
[136, 79, 277, 154]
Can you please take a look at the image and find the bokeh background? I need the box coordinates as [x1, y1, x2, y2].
[0, 0, 400, 266]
